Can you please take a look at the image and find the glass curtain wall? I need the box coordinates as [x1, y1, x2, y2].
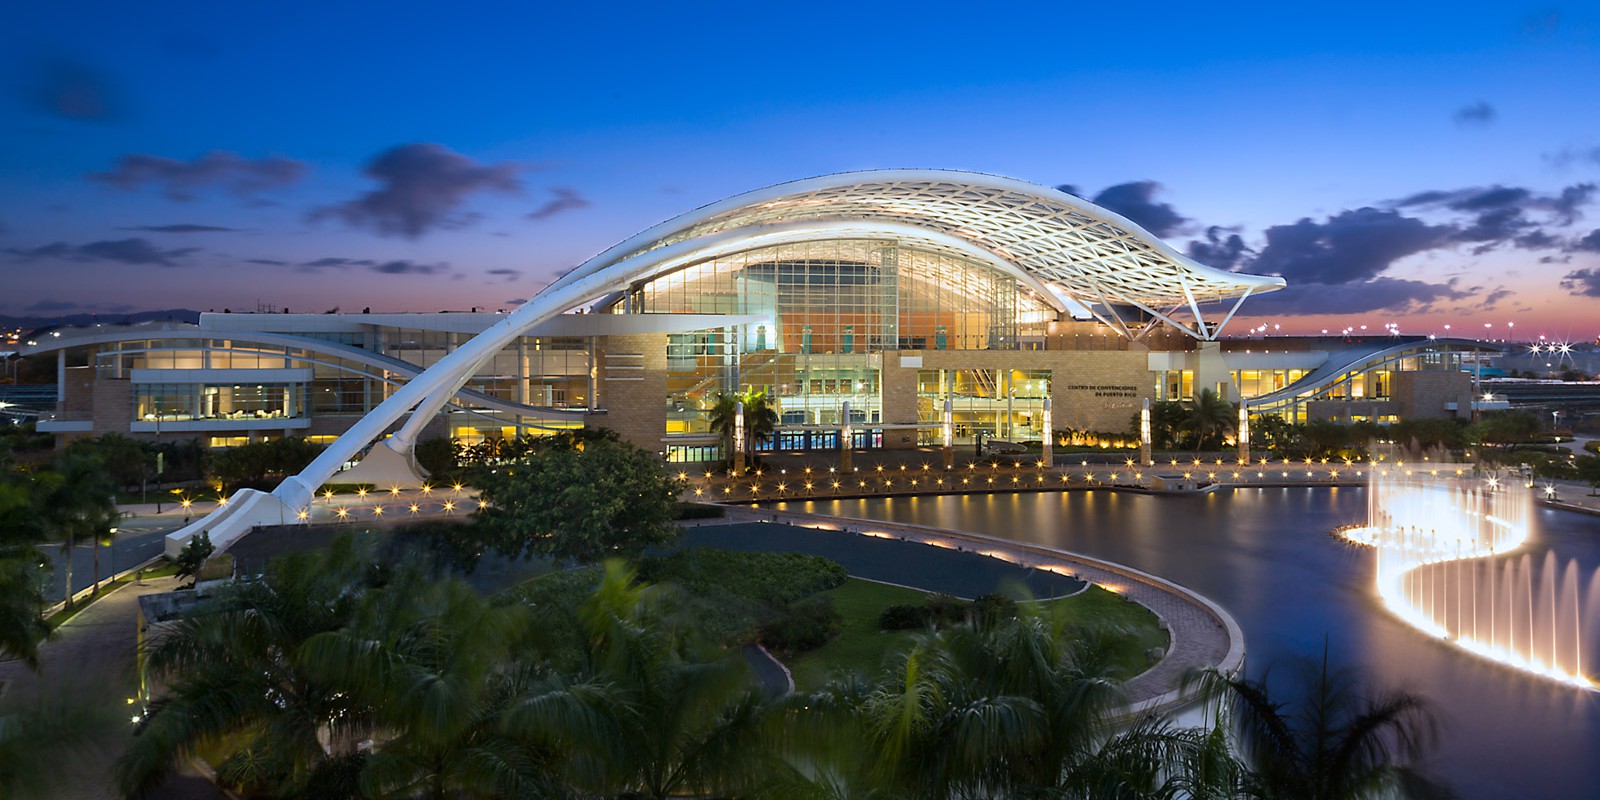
[631, 239, 1049, 442]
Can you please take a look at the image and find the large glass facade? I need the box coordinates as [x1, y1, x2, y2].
[625, 239, 1051, 440]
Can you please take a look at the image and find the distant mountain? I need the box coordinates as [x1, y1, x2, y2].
[1, 308, 201, 334]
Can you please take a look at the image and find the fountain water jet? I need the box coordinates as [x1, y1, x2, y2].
[1339, 470, 1596, 690]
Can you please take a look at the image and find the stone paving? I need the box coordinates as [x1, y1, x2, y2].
[0, 576, 224, 800]
[715, 506, 1244, 714]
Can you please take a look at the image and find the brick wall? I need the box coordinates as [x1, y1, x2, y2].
[590, 333, 668, 453]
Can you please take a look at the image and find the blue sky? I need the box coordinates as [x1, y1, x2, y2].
[4, 1, 1599, 337]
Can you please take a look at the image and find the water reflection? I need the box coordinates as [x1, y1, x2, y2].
[779, 488, 1600, 800]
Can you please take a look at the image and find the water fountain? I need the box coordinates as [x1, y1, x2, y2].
[1340, 469, 1597, 690]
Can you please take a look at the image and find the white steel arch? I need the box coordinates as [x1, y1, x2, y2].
[165, 169, 1285, 556]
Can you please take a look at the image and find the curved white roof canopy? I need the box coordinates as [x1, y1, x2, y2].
[548, 169, 1284, 341]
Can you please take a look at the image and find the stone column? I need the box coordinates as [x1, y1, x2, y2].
[1237, 404, 1250, 465]
[733, 400, 746, 475]
[1041, 395, 1053, 466]
[941, 396, 954, 470]
[1140, 398, 1152, 466]
[840, 400, 853, 473]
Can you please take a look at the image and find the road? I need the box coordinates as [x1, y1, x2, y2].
[41, 514, 176, 605]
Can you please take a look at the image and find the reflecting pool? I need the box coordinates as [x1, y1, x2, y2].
[778, 487, 1600, 799]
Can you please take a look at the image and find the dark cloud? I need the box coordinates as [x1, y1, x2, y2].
[118, 224, 241, 234]
[245, 258, 289, 266]
[312, 143, 521, 238]
[19, 55, 123, 121]
[1514, 230, 1560, 250]
[505, 298, 528, 305]
[1483, 287, 1514, 307]
[1572, 229, 1600, 253]
[371, 260, 448, 275]
[5, 237, 197, 266]
[1388, 183, 1594, 253]
[1453, 101, 1496, 127]
[1187, 226, 1252, 270]
[1236, 277, 1470, 316]
[1250, 208, 1455, 285]
[1096, 182, 1189, 237]
[299, 257, 374, 269]
[487, 268, 521, 281]
[1560, 269, 1600, 297]
[89, 152, 307, 201]
[526, 187, 591, 221]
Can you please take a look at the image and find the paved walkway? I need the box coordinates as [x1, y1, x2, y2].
[1539, 477, 1600, 517]
[0, 577, 224, 800]
[714, 506, 1245, 715]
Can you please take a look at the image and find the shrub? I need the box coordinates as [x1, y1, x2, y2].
[924, 593, 968, 626]
[973, 592, 1019, 626]
[878, 603, 927, 631]
[760, 595, 841, 657]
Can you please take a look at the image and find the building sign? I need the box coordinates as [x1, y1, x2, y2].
[1063, 383, 1141, 398]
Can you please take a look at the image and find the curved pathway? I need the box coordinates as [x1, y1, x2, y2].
[707, 506, 1245, 714]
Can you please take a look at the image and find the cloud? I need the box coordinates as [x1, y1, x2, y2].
[1545, 146, 1600, 170]
[1237, 277, 1471, 316]
[246, 258, 289, 266]
[1453, 101, 1496, 127]
[1250, 207, 1456, 285]
[1387, 183, 1594, 254]
[487, 268, 521, 281]
[89, 152, 307, 201]
[1058, 181, 1188, 237]
[1187, 226, 1252, 270]
[5, 237, 197, 266]
[312, 143, 521, 237]
[505, 298, 528, 305]
[526, 187, 591, 221]
[118, 224, 241, 233]
[19, 55, 124, 121]
[1572, 229, 1600, 253]
[299, 257, 374, 270]
[371, 260, 448, 275]
[1560, 269, 1600, 297]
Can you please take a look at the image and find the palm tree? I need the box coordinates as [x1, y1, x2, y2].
[786, 606, 1206, 799]
[0, 472, 51, 669]
[1186, 388, 1237, 455]
[570, 561, 791, 799]
[298, 571, 608, 800]
[708, 389, 780, 470]
[1191, 651, 1449, 800]
[40, 449, 118, 609]
[117, 537, 383, 797]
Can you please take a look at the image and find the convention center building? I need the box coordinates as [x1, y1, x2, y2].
[16, 170, 1497, 462]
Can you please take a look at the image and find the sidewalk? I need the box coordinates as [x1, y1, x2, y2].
[1540, 478, 1600, 517]
[0, 576, 223, 800]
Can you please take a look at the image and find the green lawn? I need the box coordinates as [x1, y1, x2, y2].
[785, 580, 1167, 692]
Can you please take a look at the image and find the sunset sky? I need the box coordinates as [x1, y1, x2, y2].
[4, 2, 1599, 339]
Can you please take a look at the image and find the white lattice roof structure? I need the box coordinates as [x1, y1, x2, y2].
[552, 169, 1285, 341]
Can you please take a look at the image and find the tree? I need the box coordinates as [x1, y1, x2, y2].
[298, 570, 596, 800]
[708, 390, 779, 469]
[1186, 388, 1237, 454]
[1575, 455, 1600, 496]
[472, 431, 683, 564]
[0, 473, 51, 669]
[118, 538, 385, 797]
[209, 436, 326, 491]
[566, 561, 788, 799]
[173, 531, 214, 587]
[40, 449, 118, 610]
[786, 606, 1211, 799]
[1192, 651, 1448, 800]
